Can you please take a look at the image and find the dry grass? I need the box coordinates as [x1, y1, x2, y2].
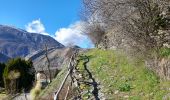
[30, 81, 42, 100]
[0, 93, 7, 100]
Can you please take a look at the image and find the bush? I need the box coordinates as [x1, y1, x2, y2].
[3, 58, 35, 94]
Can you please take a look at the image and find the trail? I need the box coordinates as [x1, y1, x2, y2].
[72, 54, 100, 100]
[83, 55, 99, 100]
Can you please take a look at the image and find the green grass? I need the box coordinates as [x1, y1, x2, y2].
[39, 65, 68, 98]
[79, 49, 170, 100]
[159, 47, 170, 58]
[39, 48, 170, 99]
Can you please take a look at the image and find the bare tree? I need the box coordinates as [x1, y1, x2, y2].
[85, 23, 105, 47]
[81, 0, 137, 48]
[44, 44, 52, 83]
[125, 0, 169, 49]
[82, 0, 170, 53]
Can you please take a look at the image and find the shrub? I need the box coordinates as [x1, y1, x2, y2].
[3, 58, 35, 94]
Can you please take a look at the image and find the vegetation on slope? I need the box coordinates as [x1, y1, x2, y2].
[38, 49, 170, 99]
[39, 65, 68, 99]
[0, 58, 35, 100]
[82, 0, 170, 82]
[77, 49, 170, 99]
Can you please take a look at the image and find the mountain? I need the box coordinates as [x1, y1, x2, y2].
[0, 52, 10, 63]
[26, 47, 78, 69]
[0, 25, 64, 58]
[25, 47, 78, 78]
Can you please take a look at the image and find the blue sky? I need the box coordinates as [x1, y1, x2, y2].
[0, 0, 93, 48]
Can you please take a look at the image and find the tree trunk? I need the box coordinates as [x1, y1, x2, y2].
[45, 44, 52, 83]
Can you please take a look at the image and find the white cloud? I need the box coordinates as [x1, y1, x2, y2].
[25, 19, 93, 48]
[25, 19, 49, 35]
[54, 21, 94, 48]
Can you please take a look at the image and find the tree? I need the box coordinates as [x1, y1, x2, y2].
[123, 0, 170, 51]
[82, 0, 170, 54]
[86, 23, 105, 47]
[3, 58, 35, 94]
[44, 44, 52, 83]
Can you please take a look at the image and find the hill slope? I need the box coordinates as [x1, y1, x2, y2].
[0, 25, 64, 58]
[39, 49, 170, 100]
[25, 47, 78, 71]
[0, 53, 10, 63]
[78, 49, 170, 99]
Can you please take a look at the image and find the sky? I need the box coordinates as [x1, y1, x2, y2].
[0, 0, 93, 48]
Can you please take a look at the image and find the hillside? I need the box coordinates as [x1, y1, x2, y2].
[0, 0, 170, 100]
[39, 49, 170, 99]
[0, 25, 64, 58]
[25, 47, 79, 76]
[0, 53, 10, 63]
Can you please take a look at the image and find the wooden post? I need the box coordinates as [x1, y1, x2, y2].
[53, 50, 78, 100]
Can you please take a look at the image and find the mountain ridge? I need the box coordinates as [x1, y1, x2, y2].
[0, 25, 64, 58]
[0, 52, 10, 63]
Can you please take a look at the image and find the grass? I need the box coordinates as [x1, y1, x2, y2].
[78, 49, 170, 99]
[38, 48, 170, 99]
[39, 60, 79, 100]
[30, 81, 42, 100]
[159, 47, 170, 58]
[38, 64, 68, 99]
[0, 93, 7, 100]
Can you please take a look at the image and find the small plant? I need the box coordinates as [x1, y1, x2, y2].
[118, 83, 131, 92]
[159, 47, 170, 58]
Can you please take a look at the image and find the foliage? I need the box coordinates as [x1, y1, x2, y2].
[3, 58, 35, 94]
